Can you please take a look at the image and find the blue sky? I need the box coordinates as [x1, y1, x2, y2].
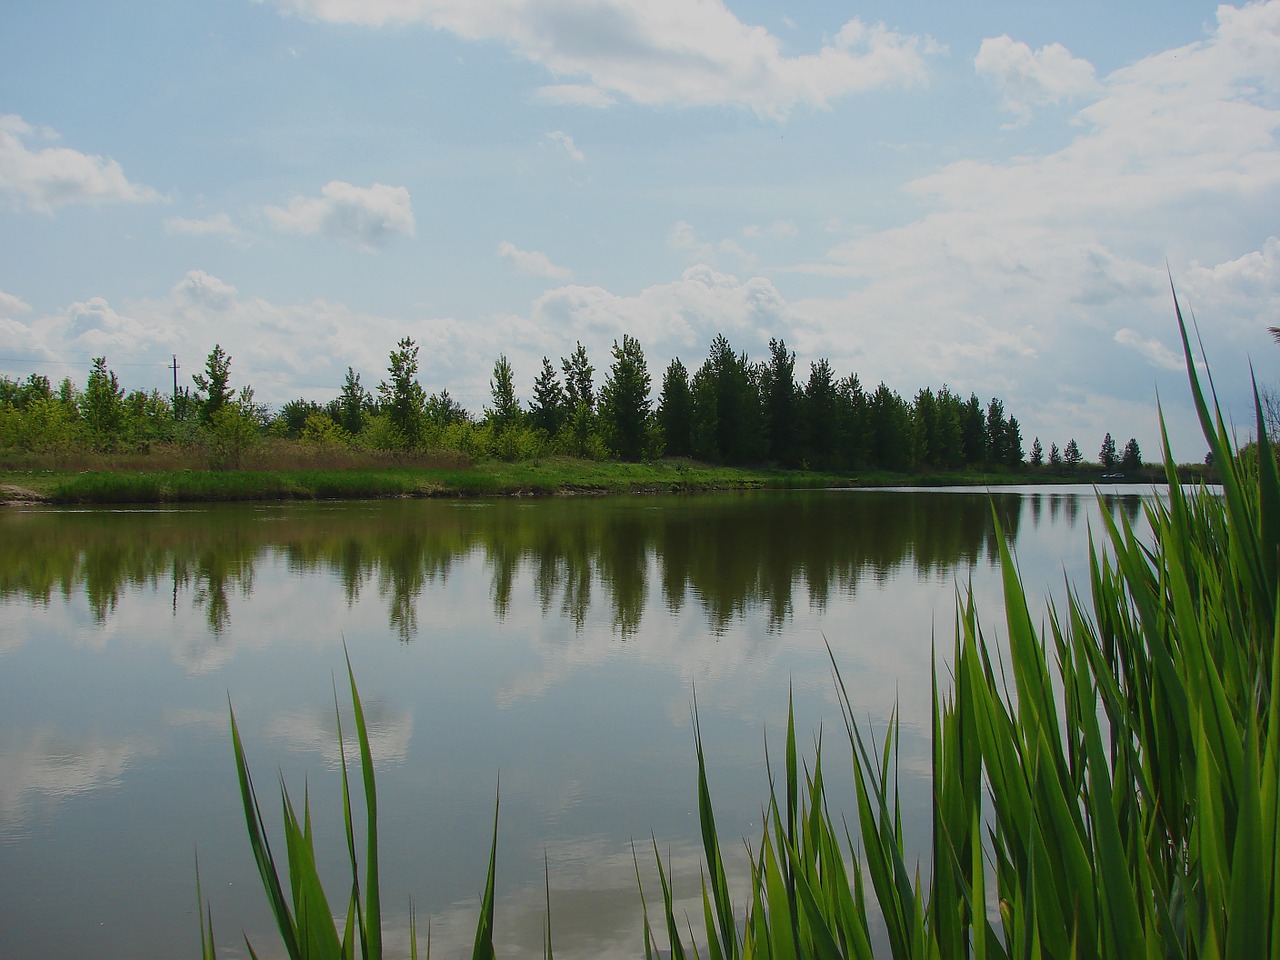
[2, 0, 1277, 460]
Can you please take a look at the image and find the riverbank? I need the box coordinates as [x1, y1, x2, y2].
[0, 457, 1194, 505]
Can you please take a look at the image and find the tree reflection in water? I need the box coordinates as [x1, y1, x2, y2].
[0, 489, 1146, 641]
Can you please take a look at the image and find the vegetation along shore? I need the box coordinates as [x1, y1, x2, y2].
[2, 330, 1206, 505]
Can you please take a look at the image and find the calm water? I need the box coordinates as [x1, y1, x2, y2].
[0, 487, 1151, 959]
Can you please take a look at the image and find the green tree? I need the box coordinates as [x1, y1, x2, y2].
[1030, 436, 1044, 467]
[378, 338, 427, 447]
[984, 398, 1007, 465]
[1064, 438, 1082, 468]
[561, 342, 595, 414]
[761, 338, 800, 467]
[1121, 437, 1142, 471]
[192, 344, 235, 424]
[528, 357, 565, 436]
[83, 357, 124, 449]
[803, 359, 838, 469]
[1099, 432, 1118, 468]
[1048, 442, 1062, 468]
[487, 354, 521, 430]
[337, 367, 370, 435]
[658, 358, 693, 458]
[1005, 416, 1024, 467]
[961, 393, 985, 465]
[599, 334, 652, 461]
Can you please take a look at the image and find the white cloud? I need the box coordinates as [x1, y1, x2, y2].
[264, 180, 415, 250]
[975, 36, 1098, 121]
[498, 241, 572, 280]
[546, 129, 585, 162]
[742, 220, 798, 239]
[1114, 328, 1185, 371]
[0, 289, 31, 318]
[534, 84, 615, 108]
[262, 1, 938, 118]
[164, 212, 240, 237]
[0, 114, 159, 213]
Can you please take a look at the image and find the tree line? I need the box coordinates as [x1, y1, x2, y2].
[0, 333, 1143, 474]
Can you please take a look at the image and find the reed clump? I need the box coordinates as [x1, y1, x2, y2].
[203, 294, 1277, 958]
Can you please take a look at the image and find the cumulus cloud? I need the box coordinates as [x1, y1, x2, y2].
[975, 36, 1098, 121]
[164, 212, 241, 237]
[0, 289, 31, 318]
[547, 130, 585, 162]
[264, 180, 415, 250]
[0, 114, 160, 213]
[1114, 328, 1185, 371]
[261, 1, 938, 118]
[498, 241, 572, 280]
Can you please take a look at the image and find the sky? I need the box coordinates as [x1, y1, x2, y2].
[1, 0, 1278, 462]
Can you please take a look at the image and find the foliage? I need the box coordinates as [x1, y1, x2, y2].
[83, 357, 125, 450]
[1064, 437, 1083, 467]
[1100, 430, 1118, 468]
[528, 357, 566, 437]
[486, 354, 521, 431]
[206, 400, 263, 471]
[192, 345, 235, 424]
[378, 338, 427, 448]
[1121, 436, 1142, 470]
[599, 334, 652, 461]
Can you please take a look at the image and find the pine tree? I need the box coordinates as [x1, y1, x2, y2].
[599, 334, 652, 461]
[1030, 436, 1044, 466]
[487, 354, 521, 429]
[658, 358, 693, 458]
[529, 357, 565, 436]
[1099, 432, 1118, 468]
[1064, 438, 1082, 468]
[1048, 442, 1062, 467]
[1121, 437, 1142, 471]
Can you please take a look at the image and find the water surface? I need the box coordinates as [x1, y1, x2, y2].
[0, 486, 1149, 959]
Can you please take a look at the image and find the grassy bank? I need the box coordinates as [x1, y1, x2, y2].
[1, 458, 1192, 506]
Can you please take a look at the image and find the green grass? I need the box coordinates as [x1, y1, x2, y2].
[202, 292, 1272, 957]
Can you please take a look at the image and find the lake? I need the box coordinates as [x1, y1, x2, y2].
[0, 486, 1150, 959]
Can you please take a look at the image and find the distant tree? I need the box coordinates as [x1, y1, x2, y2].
[658, 358, 693, 458]
[337, 367, 371, 434]
[985, 398, 1007, 465]
[192, 344, 235, 424]
[274, 398, 325, 439]
[528, 357, 565, 436]
[868, 382, 912, 471]
[1099, 432, 1118, 469]
[1005, 416, 1024, 467]
[961, 393, 986, 465]
[761, 338, 800, 466]
[1048, 442, 1062, 467]
[424, 389, 468, 427]
[1064, 438, 1082, 468]
[701, 334, 762, 464]
[599, 334, 652, 461]
[378, 337, 426, 447]
[1029, 436, 1044, 467]
[1121, 437, 1142, 471]
[83, 357, 124, 448]
[803, 359, 839, 469]
[487, 354, 521, 430]
[561, 342, 595, 414]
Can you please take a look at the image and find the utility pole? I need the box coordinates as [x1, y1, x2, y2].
[171, 355, 180, 415]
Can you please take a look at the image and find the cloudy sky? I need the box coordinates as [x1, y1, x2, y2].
[2, 0, 1277, 460]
